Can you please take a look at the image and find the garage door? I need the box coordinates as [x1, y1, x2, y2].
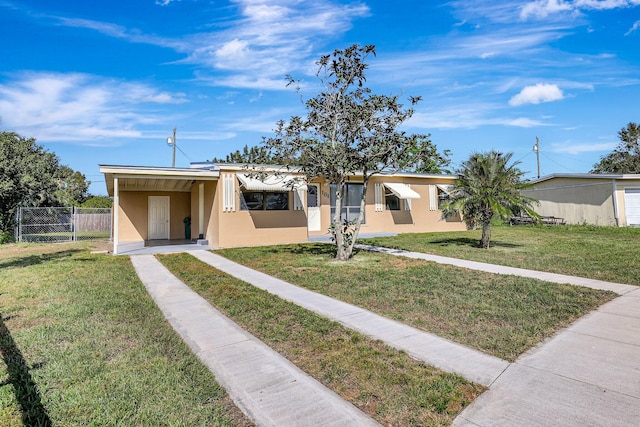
[624, 188, 640, 226]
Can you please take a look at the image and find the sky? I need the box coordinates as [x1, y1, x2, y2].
[1, 0, 639, 195]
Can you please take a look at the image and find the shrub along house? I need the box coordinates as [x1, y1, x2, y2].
[100, 162, 464, 254]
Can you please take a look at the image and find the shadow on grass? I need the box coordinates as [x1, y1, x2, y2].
[0, 249, 82, 270]
[426, 238, 522, 249]
[0, 315, 51, 427]
[245, 242, 366, 258]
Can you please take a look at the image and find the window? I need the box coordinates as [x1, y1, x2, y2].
[241, 191, 289, 210]
[385, 192, 401, 210]
[330, 183, 365, 223]
[438, 190, 449, 209]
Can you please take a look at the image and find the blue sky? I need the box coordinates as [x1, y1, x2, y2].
[1, 0, 639, 195]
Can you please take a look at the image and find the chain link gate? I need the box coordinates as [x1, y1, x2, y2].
[17, 207, 112, 243]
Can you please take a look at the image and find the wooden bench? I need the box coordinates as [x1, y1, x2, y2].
[509, 216, 566, 226]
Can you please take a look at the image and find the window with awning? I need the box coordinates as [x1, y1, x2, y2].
[375, 182, 420, 212]
[236, 173, 306, 192]
[428, 184, 453, 211]
[382, 182, 421, 199]
[236, 173, 306, 212]
[436, 184, 452, 195]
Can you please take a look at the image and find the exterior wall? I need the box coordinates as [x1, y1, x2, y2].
[521, 177, 640, 226]
[190, 186, 198, 239]
[214, 176, 308, 248]
[204, 180, 218, 246]
[308, 176, 465, 237]
[117, 191, 192, 242]
[523, 179, 616, 226]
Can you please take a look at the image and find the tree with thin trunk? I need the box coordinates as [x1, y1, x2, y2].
[441, 151, 539, 249]
[261, 44, 446, 261]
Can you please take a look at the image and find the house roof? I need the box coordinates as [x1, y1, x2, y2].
[99, 165, 220, 196]
[100, 162, 459, 196]
[530, 173, 640, 185]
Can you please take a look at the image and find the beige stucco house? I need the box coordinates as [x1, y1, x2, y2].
[100, 163, 465, 254]
[522, 174, 640, 227]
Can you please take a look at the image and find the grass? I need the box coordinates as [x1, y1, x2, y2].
[159, 253, 484, 426]
[0, 241, 250, 426]
[217, 243, 615, 361]
[19, 231, 110, 243]
[360, 224, 640, 285]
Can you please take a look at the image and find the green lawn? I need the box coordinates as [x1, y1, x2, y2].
[218, 242, 614, 361]
[0, 242, 250, 426]
[360, 224, 640, 285]
[159, 253, 484, 426]
[1, 225, 628, 425]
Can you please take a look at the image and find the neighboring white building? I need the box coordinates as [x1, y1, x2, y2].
[522, 174, 640, 227]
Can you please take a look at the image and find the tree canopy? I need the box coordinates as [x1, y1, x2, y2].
[441, 151, 539, 249]
[54, 166, 90, 207]
[210, 144, 286, 165]
[0, 131, 90, 232]
[591, 122, 640, 173]
[262, 44, 448, 260]
[81, 196, 112, 208]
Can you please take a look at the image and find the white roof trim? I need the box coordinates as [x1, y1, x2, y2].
[383, 182, 420, 199]
[237, 173, 307, 192]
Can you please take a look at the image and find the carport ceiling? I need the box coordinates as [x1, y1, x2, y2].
[117, 177, 195, 192]
[100, 165, 219, 195]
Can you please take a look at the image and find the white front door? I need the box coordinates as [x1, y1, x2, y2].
[624, 188, 640, 226]
[148, 196, 170, 240]
[307, 184, 321, 231]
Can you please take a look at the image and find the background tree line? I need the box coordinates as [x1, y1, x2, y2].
[0, 131, 110, 239]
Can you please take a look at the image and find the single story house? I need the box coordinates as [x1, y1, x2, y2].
[100, 162, 465, 254]
[522, 173, 640, 227]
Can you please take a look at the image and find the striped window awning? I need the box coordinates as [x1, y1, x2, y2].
[436, 184, 453, 194]
[383, 182, 421, 199]
[236, 173, 307, 192]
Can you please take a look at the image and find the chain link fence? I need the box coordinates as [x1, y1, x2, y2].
[16, 207, 112, 243]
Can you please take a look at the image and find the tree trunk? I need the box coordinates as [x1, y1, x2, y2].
[479, 220, 492, 249]
[342, 179, 368, 260]
[333, 184, 347, 261]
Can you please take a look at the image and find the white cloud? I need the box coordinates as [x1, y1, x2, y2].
[508, 117, 547, 127]
[509, 83, 564, 106]
[0, 72, 185, 143]
[520, 0, 573, 20]
[52, 1, 370, 90]
[180, 0, 370, 87]
[520, 0, 640, 20]
[552, 141, 617, 154]
[405, 102, 549, 130]
[625, 20, 640, 35]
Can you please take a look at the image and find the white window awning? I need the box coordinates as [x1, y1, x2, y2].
[436, 184, 453, 194]
[237, 173, 307, 192]
[383, 182, 420, 199]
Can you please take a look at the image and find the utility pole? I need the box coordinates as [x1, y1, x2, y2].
[533, 136, 541, 178]
[166, 128, 177, 168]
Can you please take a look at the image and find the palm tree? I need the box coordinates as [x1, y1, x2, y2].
[442, 151, 539, 248]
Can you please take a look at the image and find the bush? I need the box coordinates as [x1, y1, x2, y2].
[0, 230, 14, 244]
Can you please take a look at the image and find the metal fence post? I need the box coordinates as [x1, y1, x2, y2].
[18, 207, 22, 242]
[73, 206, 77, 242]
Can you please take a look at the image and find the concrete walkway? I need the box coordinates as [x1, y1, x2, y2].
[130, 254, 379, 427]
[190, 250, 509, 386]
[454, 287, 640, 426]
[352, 245, 640, 425]
[132, 245, 640, 426]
